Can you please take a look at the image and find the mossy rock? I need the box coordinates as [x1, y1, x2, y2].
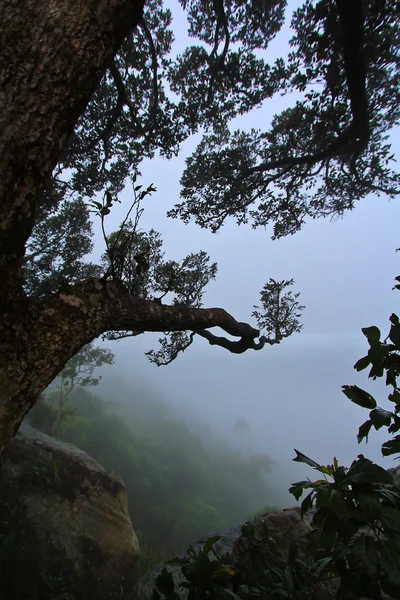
[0, 424, 139, 599]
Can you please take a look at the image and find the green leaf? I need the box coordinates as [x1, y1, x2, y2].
[289, 480, 314, 501]
[357, 419, 373, 443]
[389, 323, 400, 345]
[354, 355, 371, 372]
[382, 436, 400, 457]
[342, 385, 377, 409]
[301, 491, 314, 516]
[369, 407, 393, 430]
[358, 491, 381, 520]
[380, 540, 400, 597]
[293, 449, 324, 472]
[384, 354, 400, 370]
[329, 490, 350, 518]
[362, 326, 381, 343]
[315, 486, 332, 509]
[375, 487, 400, 506]
[100, 207, 110, 216]
[390, 313, 399, 325]
[202, 535, 221, 555]
[307, 509, 338, 553]
[388, 389, 400, 404]
[380, 505, 400, 534]
[349, 534, 379, 580]
[91, 201, 103, 210]
[388, 414, 400, 434]
[154, 568, 176, 595]
[343, 461, 394, 486]
[367, 344, 389, 379]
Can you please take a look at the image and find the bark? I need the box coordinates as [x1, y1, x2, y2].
[0, 0, 265, 460]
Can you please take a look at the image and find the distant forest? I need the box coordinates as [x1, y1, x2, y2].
[26, 383, 278, 558]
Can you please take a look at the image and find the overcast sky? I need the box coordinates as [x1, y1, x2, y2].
[93, 0, 400, 507]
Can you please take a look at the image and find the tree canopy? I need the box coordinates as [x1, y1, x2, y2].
[0, 0, 399, 456]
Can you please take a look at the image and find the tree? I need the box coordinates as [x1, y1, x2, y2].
[0, 0, 398, 460]
[49, 343, 115, 437]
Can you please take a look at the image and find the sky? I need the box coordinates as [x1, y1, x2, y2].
[92, 0, 400, 507]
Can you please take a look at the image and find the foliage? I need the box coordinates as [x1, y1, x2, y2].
[23, 197, 100, 299]
[49, 343, 115, 437]
[290, 452, 400, 599]
[288, 276, 400, 599]
[152, 519, 315, 600]
[171, 0, 400, 238]
[252, 279, 304, 341]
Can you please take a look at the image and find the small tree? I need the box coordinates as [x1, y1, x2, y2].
[49, 344, 114, 437]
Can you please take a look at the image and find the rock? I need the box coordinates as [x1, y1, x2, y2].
[0, 424, 139, 600]
[134, 508, 338, 600]
[387, 464, 400, 488]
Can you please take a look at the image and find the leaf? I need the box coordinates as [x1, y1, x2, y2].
[214, 566, 236, 576]
[388, 389, 400, 405]
[357, 419, 373, 443]
[329, 490, 350, 518]
[382, 436, 400, 457]
[354, 355, 371, 372]
[342, 385, 377, 409]
[349, 535, 379, 580]
[91, 201, 103, 210]
[289, 480, 314, 501]
[380, 505, 400, 533]
[362, 326, 381, 343]
[369, 407, 393, 430]
[307, 509, 338, 553]
[343, 461, 394, 486]
[367, 344, 389, 379]
[358, 491, 381, 520]
[389, 323, 400, 345]
[388, 414, 400, 434]
[154, 568, 175, 595]
[390, 313, 399, 325]
[384, 354, 400, 370]
[380, 541, 400, 597]
[293, 449, 324, 472]
[202, 535, 221, 555]
[301, 491, 314, 516]
[315, 486, 332, 509]
[375, 487, 400, 506]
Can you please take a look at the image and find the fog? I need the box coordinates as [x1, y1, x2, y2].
[88, 0, 400, 510]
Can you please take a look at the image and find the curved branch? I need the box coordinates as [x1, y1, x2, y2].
[195, 330, 279, 354]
